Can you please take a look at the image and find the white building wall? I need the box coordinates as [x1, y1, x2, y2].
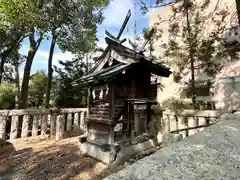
[150, 0, 239, 105]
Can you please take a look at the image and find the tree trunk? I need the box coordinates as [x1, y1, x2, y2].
[236, 0, 240, 26]
[18, 51, 35, 109]
[45, 33, 57, 109]
[0, 55, 6, 84]
[185, 0, 196, 109]
[14, 62, 20, 108]
[18, 32, 43, 109]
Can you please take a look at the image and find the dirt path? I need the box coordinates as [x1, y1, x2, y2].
[0, 136, 111, 180]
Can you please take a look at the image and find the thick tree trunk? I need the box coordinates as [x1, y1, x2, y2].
[45, 33, 57, 108]
[18, 32, 43, 109]
[18, 51, 35, 109]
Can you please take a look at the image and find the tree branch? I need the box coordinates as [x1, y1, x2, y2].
[150, 2, 176, 8]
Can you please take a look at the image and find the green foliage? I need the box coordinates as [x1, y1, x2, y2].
[28, 71, 47, 108]
[162, 97, 191, 114]
[165, 0, 230, 81]
[53, 59, 86, 108]
[45, 0, 110, 55]
[0, 83, 16, 109]
[0, 0, 43, 30]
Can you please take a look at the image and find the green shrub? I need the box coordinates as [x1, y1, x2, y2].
[162, 97, 191, 114]
[0, 83, 17, 109]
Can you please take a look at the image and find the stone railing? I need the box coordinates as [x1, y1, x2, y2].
[134, 109, 222, 140]
[0, 108, 87, 140]
[159, 110, 222, 138]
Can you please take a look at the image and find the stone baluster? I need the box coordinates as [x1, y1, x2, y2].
[183, 117, 189, 137]
[0, 116, 8, 139]
[80, 111, 86, 131]
[10, 115, 19, 140]
[50, 112, 57, 137]
[32, 115, 40, 137]
[178, 116, 186, 138]
[66, 113, 72, 131]
[169, 115, 177, 132]
[21, 115, 30, 138]
[74, 113, 79, 131]
[163, 114, 170, 133]
[188, 116, 197, 136]
[198, 116, 206, 132]
[41, 114, 48, 135]
[56, 115, 65, 140]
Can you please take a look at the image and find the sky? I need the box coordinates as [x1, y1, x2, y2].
[19, 0, 159, 76]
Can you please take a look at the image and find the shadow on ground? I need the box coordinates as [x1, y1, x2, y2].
[0, 137, 116, 180]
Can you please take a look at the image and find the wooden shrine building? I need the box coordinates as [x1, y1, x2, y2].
[76, 37, 171, 163]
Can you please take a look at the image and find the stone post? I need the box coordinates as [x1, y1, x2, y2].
[50, 113, 57, 137]
[32, 115, 39, 137]
[74, 113, 79, 130]
[66, 113, 72, 131]
[80, 111, 85, 131]
[0, 116, 7, 139]
[56, 115, 65, 140]
[188, 116, 197, 136]
[21, 115, 30, 138]
[10, 116, 19, 140]
[41, 114, 48, 135]
[163, 114, 170, 133]
[169, 115, 177, 132]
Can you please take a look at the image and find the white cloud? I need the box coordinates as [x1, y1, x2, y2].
[101, 0, 134, 27]
[35, 50, 75, 66]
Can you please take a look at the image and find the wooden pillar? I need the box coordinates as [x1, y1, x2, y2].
[56, 115, 65, 140]
[32, 115, 39, 137]
[134, 111, 140, 135]
[21, 115, 30, 138]
[146, 102, 151, 127]
[10, 116, 19, 140]
[123, 101, 128, 137]
[87, 86, 93, 116]
[50, 112, 57, 137]
[108, 125, 114, 144]
[129, 101, 135, 138]
[0, 116, 7, 139]
[41, 114, 48, 135]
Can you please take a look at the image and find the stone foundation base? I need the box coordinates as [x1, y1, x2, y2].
[79, 139, 156, 164]
[80, 142, 115, 164]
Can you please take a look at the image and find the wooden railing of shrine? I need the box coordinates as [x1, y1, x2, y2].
[0, 108, 87, 141]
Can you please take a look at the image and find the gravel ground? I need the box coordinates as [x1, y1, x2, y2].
[104, 119, 240, 180]
[0, 136, 112, 180]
